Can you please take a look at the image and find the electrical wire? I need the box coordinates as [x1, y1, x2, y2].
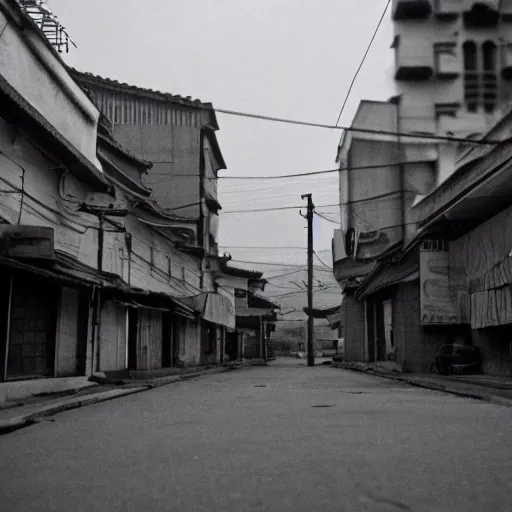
[315, 211, 339, 225]
[313, 251, 333, 271]
[335, 0, 392, 127]
[212, 108, 499, 145]
[148, 160, 444, 181]
[222, 190, 417, 214]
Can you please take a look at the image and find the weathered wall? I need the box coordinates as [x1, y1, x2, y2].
[122, 215, 202, 296]
[394, 13, 512, 136]
[83, 86, 209, 220]
[450, 203, 512, 328]
[0, 4, 101, 171]
[393, 280, 446, 373]
[0, 119, 101, 268]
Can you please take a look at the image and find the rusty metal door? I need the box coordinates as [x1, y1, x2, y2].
[137, 308, 163, 370]
[6, 274, 58, 379]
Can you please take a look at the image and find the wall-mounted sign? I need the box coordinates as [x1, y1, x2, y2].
[420, 239, 458, 325]
[0, 226, 55, 261]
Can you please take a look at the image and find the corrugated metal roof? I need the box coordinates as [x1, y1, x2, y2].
[355, 251, 419, 300]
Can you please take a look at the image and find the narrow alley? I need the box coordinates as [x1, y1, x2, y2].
[1, 361, 511, 512]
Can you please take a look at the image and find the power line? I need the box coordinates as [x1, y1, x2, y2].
[335, 0, 391, 126]
[230, 259, 334, 272]
[147, 160, 450, 181]
[221, 245, 307, 250]
[213, 108, 499, 145]
[313, 251, 333, 271]
[315, 211, 340, 225]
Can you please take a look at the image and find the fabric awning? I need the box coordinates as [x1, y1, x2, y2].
[191, 292, 235, 329]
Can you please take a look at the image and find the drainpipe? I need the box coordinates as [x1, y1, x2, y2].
[95, 214, 104, 373]
[125, 232, 132, 285]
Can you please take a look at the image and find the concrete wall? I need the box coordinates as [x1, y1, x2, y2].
[0, 119, 100, 268]
[83, 87, 211, 220]
[393, 12, 512, 137]
[0, 2, 101, 172]
[343, 293, 366, 362]
[393, 280, 447, 373]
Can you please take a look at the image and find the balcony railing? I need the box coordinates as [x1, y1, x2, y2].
[392, 0, 432, 20]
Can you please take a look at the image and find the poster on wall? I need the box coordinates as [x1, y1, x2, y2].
[420, 240, 458, 325]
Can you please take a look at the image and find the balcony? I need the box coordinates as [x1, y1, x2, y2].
[394, 38, 434, 81]
[503, 44, 512, 79]
[502, 0, 512, 21]
[435, 42, 461, 78]
[434, 0, 463, 19]
[463, 1, 499, 27]
[392, 0, 432, 20]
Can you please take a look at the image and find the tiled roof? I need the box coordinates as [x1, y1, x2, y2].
[69, 68, 215, 111]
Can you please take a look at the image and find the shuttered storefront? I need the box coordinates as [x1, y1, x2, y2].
[136, 308, 163, 370]
[100, 301, 128, 372]
[5, 273, 59, 379]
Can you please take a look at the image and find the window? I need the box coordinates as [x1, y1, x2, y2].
[463, 40, 498, 114]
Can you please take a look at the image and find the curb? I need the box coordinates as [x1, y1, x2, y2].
[333, 364, 512, 407]
[0, 365, 238, 435]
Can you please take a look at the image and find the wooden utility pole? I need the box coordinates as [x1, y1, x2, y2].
[301, 193, 315, 367]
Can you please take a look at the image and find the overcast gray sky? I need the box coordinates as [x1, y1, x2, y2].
[52, 0, 394, 267]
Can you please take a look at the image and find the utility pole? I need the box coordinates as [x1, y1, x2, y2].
[301, 193, 315, 367]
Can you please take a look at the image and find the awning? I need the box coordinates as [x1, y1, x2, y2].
[191, 292, 235, 329]
[235, 306, 275, 317]
[326, 310, 343, 330]
[333, 257, 376, 282]
[111, 287, 196, 319]
[355, 250, 419, 300]
[0, 252, 122, 289]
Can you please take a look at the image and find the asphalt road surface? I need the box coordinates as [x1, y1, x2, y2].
[1, 358, 512, 512]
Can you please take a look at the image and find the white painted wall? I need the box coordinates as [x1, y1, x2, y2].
[0, 2, 101, 171]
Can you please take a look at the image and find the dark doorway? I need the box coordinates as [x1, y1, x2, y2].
[127, 307, 139, 370]
[162, 311, 172, 368]
[6, 273, 58, 379]
[225, 330, 238, 361]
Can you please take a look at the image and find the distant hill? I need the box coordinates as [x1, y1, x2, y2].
[233, 263, 342, 321]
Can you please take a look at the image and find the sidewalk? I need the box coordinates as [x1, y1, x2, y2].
[0, 363, 244, 435]
[332, 361, 512, 407]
